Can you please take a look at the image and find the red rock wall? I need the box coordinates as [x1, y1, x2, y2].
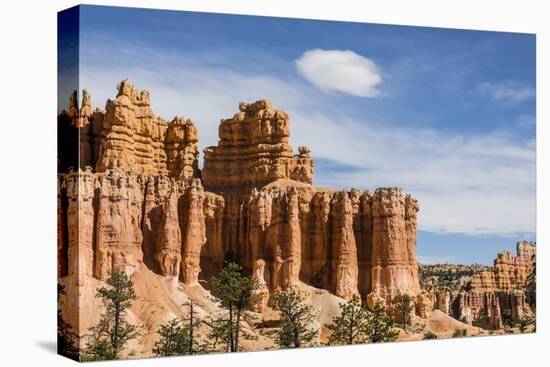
[201, 100, 314, 192]
[58, 81, 421, 308]
[71, 80, 200, 179]
[454, 242, 536, 328]
[370, 188, 421, 302]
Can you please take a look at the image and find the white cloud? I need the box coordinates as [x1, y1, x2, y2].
[478, 81, 535, 103]
[290, 111, 535, 235]
[295, 49, 382, 97]
[78, 46, 535, 236]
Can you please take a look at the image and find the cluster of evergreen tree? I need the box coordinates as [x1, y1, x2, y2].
[153, 261, 400, 352]
[325, 296, 399, 345]
[69, 261, 404, 361]
[269, 290, 318, 348]
[209, 261, 258, 352]
[153, 301, 208, 356]
[152, 261, 259, 355]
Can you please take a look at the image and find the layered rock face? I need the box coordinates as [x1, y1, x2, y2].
[74, 80, 200, 179]
[202, 100, 314, 192]
[453, 241, 536, 328]
[58, 80, 421, 310]
[369, 189, 421, 302]
[469, 241, 536, 293]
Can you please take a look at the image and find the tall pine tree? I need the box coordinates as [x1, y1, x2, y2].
[210, 261, 257, 352]
[366, 300, 399, 343]
[326, 295, 370, 345]
[269, 290, 318, 348]
[206, 316, 232, 352]
[82, 268, 139, 361]
[153, 319, 190, 356]
[153, 301, 207, 356]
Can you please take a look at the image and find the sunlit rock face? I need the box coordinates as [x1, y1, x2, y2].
[453, 241, 536, 328]
[201, 99, 314, 193]
[58, 80, 421, 306]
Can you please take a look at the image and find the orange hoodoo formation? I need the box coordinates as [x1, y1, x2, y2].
[58, 80, 422, 306]
[453, 241, 536, 328]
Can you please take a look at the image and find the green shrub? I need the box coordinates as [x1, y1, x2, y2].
[423, 331, 438, 340]
[452, 328, 467, 338]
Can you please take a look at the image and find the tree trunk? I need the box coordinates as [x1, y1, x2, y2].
[229, 306, 235, 352]
[235, 309, 241, 352]
[294, 329, 300, 348]
[113, 302, 121, 355]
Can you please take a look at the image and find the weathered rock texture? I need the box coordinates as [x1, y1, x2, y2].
[202, 99, 314, 192]
[58, 80, 422, 312]
[369, 189, 421, 302]
[250, 259, 270, 313]
[452, 241, 536, 329]
[71, 80, 200, 178]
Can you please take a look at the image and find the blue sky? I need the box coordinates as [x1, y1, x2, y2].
[60, 5, 536, 265]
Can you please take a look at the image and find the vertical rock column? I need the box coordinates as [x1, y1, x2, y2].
[155, 188, 182, 278]
[486, 293, 503, 329]
[281, 187, 302, 289]
[78, 89, 104, 169]
[265, 191, 284, 290]
[245, 189, 272, 271]
[369, 188, 421, 304]
[65, 169, 96, 284]
[94, 170, 144, 280]
[65, 172, 79, 281]
[250, 259, 270, 312]
[332, 191, 360, 300]
[510, 290, 526, 322]
[180, 180, 207, 285]
[309, 192, 332, 289]
[436, 290, 451, 314]
[202, 192, 225, 271]
[356, 191, 374, 299]
[78, 168, 96, 282]
[142, 175, 174, 272]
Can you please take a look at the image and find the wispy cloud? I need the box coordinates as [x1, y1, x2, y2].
[77, 43, 535, 236]
[295, 49, 382, 97]
[478, 81, 535, 103]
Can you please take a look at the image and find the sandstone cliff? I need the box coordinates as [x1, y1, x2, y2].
[72, 80, 200, 179]
[452, 241, 536, 329]
[201, 99, 314, 192]
[58, 80, 425, 352]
